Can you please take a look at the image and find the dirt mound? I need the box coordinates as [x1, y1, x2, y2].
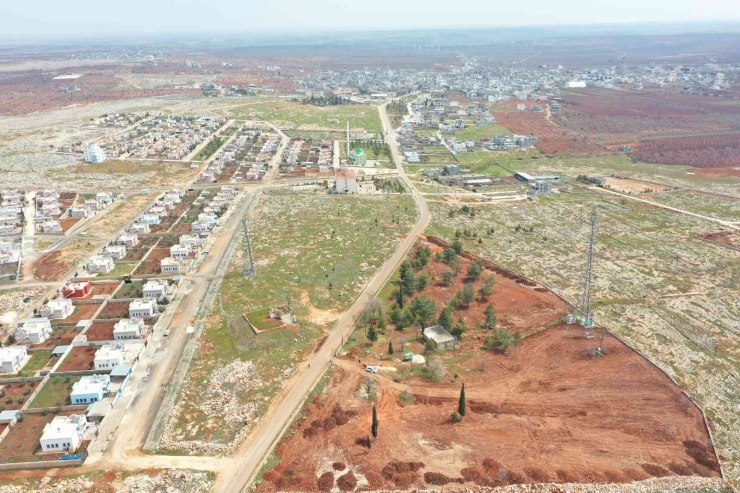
[382, 461, 424, 488]
[667, 462, 693, 476]
[640, 463, 671, 477]
[303, 406, 356, 438]
[332, 462, 346, 471]
[424, 472, 461, 485]
[336, 471, 357, 491]
[524, 467, 550, 482]
[317, 472, 334, 491]
[683, 440, 720, 472]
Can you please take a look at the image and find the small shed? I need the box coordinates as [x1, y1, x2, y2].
[423, 325, 457, 350]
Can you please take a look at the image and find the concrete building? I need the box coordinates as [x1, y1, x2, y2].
[348, 148, 367, 166]
[94, 344, 130, 370]
[70, 374, 110, 404]
[142, 280, 167, 301]
[113, 319, 144, 340]
[127, 223, 149, 235]
[334, 168, 357, 194]
[70, 207, 89, 219]
[515, 172, 560, 183]
[117, 233, 139, 248]
[84, 143, 107, 164]
[0, 346, 27, 373]
[169, 244, 191, 259]
[423, 325, 457, 350]
[15, 318, 53, 344]
[528, 181, 552, 195]
[128, 299, 156, 318]
[104, 244, 126, 260]
[160, 257, 182, 274]
[40, 298, 74, 320]
[39, 414, 87, 453]
[86, 255, 114, 274]
[62, 281, 91, 298]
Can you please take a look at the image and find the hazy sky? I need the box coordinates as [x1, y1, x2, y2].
[2, 0, 739, 38]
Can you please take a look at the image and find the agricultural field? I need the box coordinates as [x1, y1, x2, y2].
[221, 99, 383, 133]
[554, 88, 740, 169]
[29, 376, 83, 408]
[495, 104, 607, 156]
[257, 241, 721, 491]
[426, 189, 740, 481]
[555, 88, 740, 143]
[160, 191, 418, 456]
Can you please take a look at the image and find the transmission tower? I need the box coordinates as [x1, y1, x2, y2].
[579, 205, 597, 337]
[241, 218, 256, 279]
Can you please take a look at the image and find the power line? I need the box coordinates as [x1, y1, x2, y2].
[241, 218, 255, 279]
[579, 205, 597, 337]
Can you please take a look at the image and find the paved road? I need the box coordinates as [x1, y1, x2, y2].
[216, 100, 430, 493]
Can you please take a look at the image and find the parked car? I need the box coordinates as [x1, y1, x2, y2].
[365, 366, 378, 373]
[163, 330, 170, 336]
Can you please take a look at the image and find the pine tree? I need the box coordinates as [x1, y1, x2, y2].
[371, 404, 379, 438]
[388, 340, 394, 355]
[458, 382, 466, 417]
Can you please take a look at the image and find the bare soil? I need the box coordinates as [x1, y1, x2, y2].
[260, 325, 718, 492]
[56, 346, 96, 372]
[85, 322, 116, 342]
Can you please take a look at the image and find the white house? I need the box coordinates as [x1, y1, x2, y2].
[169, 244, 191, 259]
[127, 223, 149, 235]
[86, 255, 114, 274]
[138, 214, 160, 226]
[117, 233, 138, 248]
[94, 344, 130, 370]
[39, 414, 87, 453]
[142, 280, 167, 301]
[84, 142, 107, 164]
[40, 298, 74, 320]
[0, 346, 27, 373]
[84, 199, 103, 212]
[15, 318, 52, 344]
[40, 219, 62, 234]
[70, 375, 110, 404]
[178, 234, 201, 248]
[70, 207, 89, 219]
[95, 192, 113, 204]
[191, 221, 211, 235]
[197, 213, 218, 225]
[128, 299, 156, 318]
[104, 244, 126, 260]
[160, 257, 181, 274]
[113, 318, 144, 340]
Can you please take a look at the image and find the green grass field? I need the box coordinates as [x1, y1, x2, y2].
[113, 281, 144, 299]
[29, 376, 81, 408]
[19, 351, 52, 376]
[453, 124, 512, 141]
[224, 99, 383, 133]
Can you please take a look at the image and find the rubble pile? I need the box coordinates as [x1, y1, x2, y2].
[405, 476, 727, 492]
[161, 360, 264, 455]
[120, 469, 214, 493]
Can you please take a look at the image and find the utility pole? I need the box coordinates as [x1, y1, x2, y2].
[346, 121, 350, 164]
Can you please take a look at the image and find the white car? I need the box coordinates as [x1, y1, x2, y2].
[365, 366, 378, 373]
[163, 330, 170, 336]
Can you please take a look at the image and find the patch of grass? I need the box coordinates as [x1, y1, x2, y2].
[244, 308, 283, 331]
[19, 351, 52, 376]
[29, 376, 81, 408]
[194, 136, 226, 161]
[113, 281, 144, 299]
[107, 263, 134, 277]
[454, 124, 512, 141]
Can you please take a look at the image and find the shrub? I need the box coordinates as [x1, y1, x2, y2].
[450, 411, 462, 423]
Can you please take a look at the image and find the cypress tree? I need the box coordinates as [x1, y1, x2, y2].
[371, 404, 379, 438]
[458, 382, 466, 417]
[388, 340, 394, 355]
